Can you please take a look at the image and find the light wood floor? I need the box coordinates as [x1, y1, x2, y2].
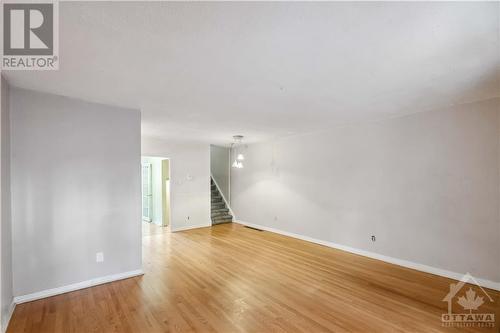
[8, 223, 500, 332]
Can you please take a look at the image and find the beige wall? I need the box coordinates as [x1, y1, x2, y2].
[231, 98, 500, 284]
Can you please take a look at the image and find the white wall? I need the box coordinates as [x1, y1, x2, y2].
[142, 137, 210, 231]
[231, 98, 500, 284]
[210, 145, 230, 202]
[10, 88, 142, 297]
[0, 76, 13, 331]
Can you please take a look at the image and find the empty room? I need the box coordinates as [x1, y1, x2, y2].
[0, 1, 499, 332]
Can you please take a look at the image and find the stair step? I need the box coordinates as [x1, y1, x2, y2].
[211, 207, 228, 211]
[212, 215, 233, 221]
[211, 212, 231, 219]
[212, 218, 233, 225]
[211, 208, 228, 213]
[212, 216, 233, 222]
[212, 205, 227, 210]
[212, 211, 231, 216]
[211, 202, 225, 207]
[212, 219, 232, 225]
[210, 178, 231, 224]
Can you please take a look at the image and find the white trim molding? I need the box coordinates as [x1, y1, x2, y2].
[14, 269, 144, 304]
[236, 221, 500, 291]
[2, 301, 15, 333]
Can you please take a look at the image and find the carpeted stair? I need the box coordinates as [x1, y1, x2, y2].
[211, 178, 233, 225]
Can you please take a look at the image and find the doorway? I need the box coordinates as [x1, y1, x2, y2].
[141, 156, 171, 234]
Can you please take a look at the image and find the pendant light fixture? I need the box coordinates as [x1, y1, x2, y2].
[231, 135, 245, 169]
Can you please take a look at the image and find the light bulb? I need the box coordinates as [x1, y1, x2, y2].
[232, 160, 238, 168]
[237, 153, 245, 161]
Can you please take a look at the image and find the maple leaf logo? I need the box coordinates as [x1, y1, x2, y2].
[457, 288, 484, 313]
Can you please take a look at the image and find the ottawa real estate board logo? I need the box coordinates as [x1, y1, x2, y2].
[2, 1, 59, 70]
[441, 273, 495, 328]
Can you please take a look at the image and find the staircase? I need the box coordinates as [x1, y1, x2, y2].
[211, 178, 233, 225]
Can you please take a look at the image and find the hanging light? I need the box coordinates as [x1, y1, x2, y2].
[231, 135, 245, 168]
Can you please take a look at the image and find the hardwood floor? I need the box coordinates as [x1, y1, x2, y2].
[142, 220, 170, 236]
[7, 223, 499, 332]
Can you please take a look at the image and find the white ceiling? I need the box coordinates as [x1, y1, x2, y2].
[4, 1, 499, 145]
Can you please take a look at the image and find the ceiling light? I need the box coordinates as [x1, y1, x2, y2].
[231, 135, 245, 169]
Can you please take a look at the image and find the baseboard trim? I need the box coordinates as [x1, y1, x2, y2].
[171, 223, 211, 232]
[2, 301, 16, 333]
[13, 269, 144, 304]
[236, 221, 500, 291]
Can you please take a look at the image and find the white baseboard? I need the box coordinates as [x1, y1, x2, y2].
[14, 269, 144, 304]
[236, 221, 500, 291]
[2, 301, 16, 333]
[171, 222, 211, 232]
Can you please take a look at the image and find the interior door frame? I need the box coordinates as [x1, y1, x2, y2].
[141, 162, 153, 222]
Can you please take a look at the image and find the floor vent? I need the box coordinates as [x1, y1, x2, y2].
[245, 226, 264, 232]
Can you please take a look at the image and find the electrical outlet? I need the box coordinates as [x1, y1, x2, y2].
[187, 216, 190, 221]
[96, 252, 104, 263]
[371, 235, 376, 242]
